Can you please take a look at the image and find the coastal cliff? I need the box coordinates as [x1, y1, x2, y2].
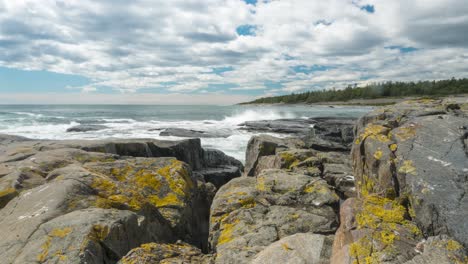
[0, 99, 466, 263]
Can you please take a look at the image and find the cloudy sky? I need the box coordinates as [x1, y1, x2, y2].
[0, 0, 467, 104]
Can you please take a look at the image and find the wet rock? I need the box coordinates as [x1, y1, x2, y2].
[118, 242, 214, 264]
[252, 233, 334, 264]
[195, 166, 241, 189]
[209, 169, 339, 264]
[303, 117, 356, 152]
[66, 124, 109, 132]
[203, 148, 244, 170]
[239, 118, 315, 135]
[160, 128, 230, 138]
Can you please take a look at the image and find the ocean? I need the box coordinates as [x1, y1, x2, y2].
[0, 105, 372, 162]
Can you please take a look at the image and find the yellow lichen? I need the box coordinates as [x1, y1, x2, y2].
[380, 230, 396, 245]
[50, 227, 72, 238]
[359, 124, 391, 143]
[389, 144, 398, 152]
[373, 150, 383, 160]
[91, 177, 117, 196]
[281, 243, 292, 251]
[393, 127, 416, 141]
[351, 194, 423, 263]
[0, 187, 17, 198]
[446, 240, 463, 251]
[304, 181, 330, 195]
[110, 165, 133, 181]
[88, 224, 110, 241]
[90, 159, 193, 211]
[37, 236, 52, 262]
[256, 176, 266, 191]
[53, 250, 67, 261]
[218, 220, 239, 246]
[398, 160, 417, 175]
[149, 192, 181, 207]
[279, 152, 300, 169]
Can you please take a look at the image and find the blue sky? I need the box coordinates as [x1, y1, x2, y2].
[0, 0, 467, 104]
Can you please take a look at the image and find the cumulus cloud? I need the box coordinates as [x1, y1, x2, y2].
[0, 0, 467, 98]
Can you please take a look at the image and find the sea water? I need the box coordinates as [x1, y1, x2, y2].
[0, 105, 372, 162]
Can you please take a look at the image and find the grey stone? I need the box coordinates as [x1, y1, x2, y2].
[252, 233, 334, 264]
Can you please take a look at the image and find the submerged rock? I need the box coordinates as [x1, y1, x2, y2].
[160, 128, 230, 138]
[66, 124, 108, 132]
[239, 118, 316, 135]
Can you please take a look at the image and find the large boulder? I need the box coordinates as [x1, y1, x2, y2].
[209, 169, 339, 263]
[251, 233, 334, 264]
[352, 99, 468, 248]
[0, 143, 216, 263]
[247, 142, 356, 198]
[244, 135, 304, 176]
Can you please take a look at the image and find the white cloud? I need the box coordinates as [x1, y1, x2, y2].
[0, 0, 467, 98]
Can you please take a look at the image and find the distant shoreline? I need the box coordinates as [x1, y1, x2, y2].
[241, 94, 468, 107]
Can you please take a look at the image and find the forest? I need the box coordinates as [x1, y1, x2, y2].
[241, 78, 468, 104]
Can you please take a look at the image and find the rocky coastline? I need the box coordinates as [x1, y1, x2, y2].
[0, 99, 467, 263]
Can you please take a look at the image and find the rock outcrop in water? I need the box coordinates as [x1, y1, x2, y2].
[0, 98, 467, 264]
[66, 124, 109, 133]
[159, 128, 231, 138]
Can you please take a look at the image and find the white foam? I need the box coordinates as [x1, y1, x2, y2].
[221, 109, 296, 126]
[12, 112, 44, 118]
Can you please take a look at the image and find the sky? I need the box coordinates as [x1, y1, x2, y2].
[0, 0, 467, 104]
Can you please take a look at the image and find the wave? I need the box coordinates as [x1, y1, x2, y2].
[12, 112, 44, 118]
[222, 109, 296, 125]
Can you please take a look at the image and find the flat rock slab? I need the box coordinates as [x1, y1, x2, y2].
[252, 233, 334, 264]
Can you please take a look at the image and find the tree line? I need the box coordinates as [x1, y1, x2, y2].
[241, 78, 468, 104]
